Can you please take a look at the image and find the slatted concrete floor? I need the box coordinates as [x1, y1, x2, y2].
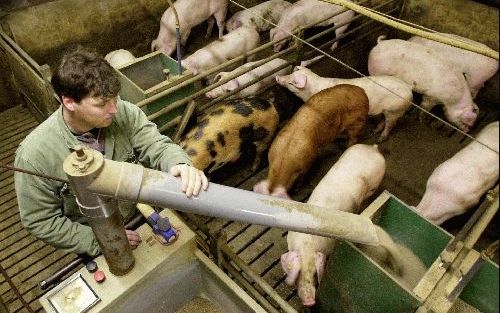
[1, 102, 497, 313]
[0, 105, 79, 313]
[182, 103, 499, 312]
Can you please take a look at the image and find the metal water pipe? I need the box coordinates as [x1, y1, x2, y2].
[64, 147, 381, 248]
[63, 146, 135, 276]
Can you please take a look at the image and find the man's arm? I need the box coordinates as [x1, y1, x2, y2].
[121, 100, 192, 171]
[14, 156, 100, 256]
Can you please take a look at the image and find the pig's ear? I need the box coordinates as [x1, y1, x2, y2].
[315, 252, 327, 282]
[225, 80, 240, 91]
[281, 251, 301, 286]
[293, 65, 303, 72]
[291, 74, 307, 89]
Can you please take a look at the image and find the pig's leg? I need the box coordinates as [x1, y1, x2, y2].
[378, 112, 401, 142]
[346, 122, 365, 147]
[330, 24, 349, 51]
[213, 7, 228, 39]
[206, 17, 215, 39]
[253, 180, 271, 195]
[419, 95, 438, 122]
[252, 131, 274, 171]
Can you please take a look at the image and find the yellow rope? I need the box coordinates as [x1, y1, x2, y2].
[319, 0, 499, 60]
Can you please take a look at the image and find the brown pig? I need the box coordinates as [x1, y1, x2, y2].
[254, 84, 369, 194]
[180, 97, 279, 173]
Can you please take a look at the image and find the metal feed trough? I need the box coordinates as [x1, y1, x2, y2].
[314, 191, 499, 313]
[1, 0, 498, 312]
[115, 51, 198, 135]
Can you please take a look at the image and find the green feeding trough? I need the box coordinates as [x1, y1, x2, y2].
[314, 191, 499, 313]
[115, 51, 198, 136]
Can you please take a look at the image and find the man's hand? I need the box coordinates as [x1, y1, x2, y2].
[125, 229, 141, 249]
[169, 164, 209, 197]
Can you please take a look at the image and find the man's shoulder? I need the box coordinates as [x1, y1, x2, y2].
[16, 111, 64, 163]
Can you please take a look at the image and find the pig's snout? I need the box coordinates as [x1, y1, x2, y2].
[299, 289, 316, 307]
[205, 90, 217, 99]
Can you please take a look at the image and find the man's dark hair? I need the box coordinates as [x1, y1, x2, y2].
[51, 46, 120, 102]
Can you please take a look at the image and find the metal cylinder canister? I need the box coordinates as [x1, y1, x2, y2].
[63, 146, 135, 276]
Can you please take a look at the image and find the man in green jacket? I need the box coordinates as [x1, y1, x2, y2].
[14, 47, 208, 257]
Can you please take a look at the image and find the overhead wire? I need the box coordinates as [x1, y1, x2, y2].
[2, 0, 498, 184]
[228, 0, 499, 155]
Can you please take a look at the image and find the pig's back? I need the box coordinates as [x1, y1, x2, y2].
[409, 35, 499, 79]
[368, 39, 466, 99]
[429, 122, 498, 203]
[308, 144, 385, 210]
[307, 84, 369, 123]
[181, 97, 278, 170]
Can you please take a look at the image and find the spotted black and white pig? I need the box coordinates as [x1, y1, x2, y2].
[104, 49, 136, 68]
[270, 0, 354, 52]
[408, 34, 499, 99]
[253, 84, 369, 195]
[226, 0, 292, 32]
[416, 121, 499, 225]
[180, 97, 278, 173]
[151, 0, 229, 56]
[182, 26, 260, 76]
[205, 58, 292, 99]
[276, 66, 413, 141]
[279, 144, 385, 306]
[368, 36, 479, 132]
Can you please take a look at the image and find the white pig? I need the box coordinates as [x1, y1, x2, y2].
[280, 144, 386, 307]
[408, 34, 499, 99]
[226, 0, 292, 32]
[182, 26, 260, 76]
[104, 49, 136, 69]
[151, 0, 229, 56]
[276, 66, 413, 141]
[368, 36, 479, 132]
[416, 121, 499, 225]
[205, 58, 292, 99]
[270, 0, 354, 52]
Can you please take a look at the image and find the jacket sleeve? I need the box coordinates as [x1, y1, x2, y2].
[121, 100, 192, 171]
[14, 152, 100, 256]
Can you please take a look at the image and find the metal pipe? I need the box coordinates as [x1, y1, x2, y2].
[138, 35, 288, 109]
[63, 146, 135, 276]
[447, 192, 494, 252]
[303, 0, 397, 45]
[321, 0, 499, 59]
[147, 45, 296, 122]
[304, 0, 370, 28]
[165, 0, 183, 74]
[79, 153, 380, 245]
[39, 213, 145, 291]
[462, 185, 499, 249]
[197, 60, 293, 112]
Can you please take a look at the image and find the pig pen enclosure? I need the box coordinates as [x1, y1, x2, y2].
[0, 0, 498, 312]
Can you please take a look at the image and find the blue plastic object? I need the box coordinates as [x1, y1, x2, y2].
[147, 212, 178, 244]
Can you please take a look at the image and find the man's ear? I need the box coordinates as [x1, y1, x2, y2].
[61, 95, 77, 112]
